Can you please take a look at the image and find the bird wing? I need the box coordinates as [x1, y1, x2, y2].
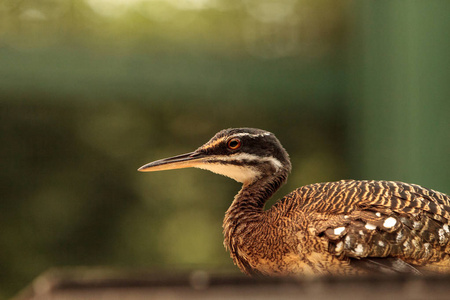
[297, 180, 450, 273]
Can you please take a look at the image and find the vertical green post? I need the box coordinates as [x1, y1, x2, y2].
[349, 1, 450, 192]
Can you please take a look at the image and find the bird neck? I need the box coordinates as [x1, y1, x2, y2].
[223, 167, 289, 243]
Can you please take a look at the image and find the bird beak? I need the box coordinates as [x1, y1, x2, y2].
[138, 151, 206, 172]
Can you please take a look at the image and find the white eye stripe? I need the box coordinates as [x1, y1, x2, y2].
[204, 132, 272, 151]
[230, 132, 271, 138]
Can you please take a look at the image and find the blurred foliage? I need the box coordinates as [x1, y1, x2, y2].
[348, 2, 450, 192]
[0, 0, 347, 56]
[0, 0, 352, 298]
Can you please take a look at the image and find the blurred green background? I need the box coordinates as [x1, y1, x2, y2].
[1, 0, 449, 297]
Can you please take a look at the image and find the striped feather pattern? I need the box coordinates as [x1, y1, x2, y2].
[140, 128, 450, 276]
[261, 180, 450, 274]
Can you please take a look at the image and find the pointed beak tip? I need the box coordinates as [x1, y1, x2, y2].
[137, 164, 151, 172]
[138, 151, 206, 174]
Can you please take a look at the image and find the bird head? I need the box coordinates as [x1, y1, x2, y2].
[138, 128, 291, 185]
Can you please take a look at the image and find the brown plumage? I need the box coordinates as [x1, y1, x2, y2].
[139, 128, 450, 276]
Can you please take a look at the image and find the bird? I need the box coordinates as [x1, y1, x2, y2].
[138, 127, 450, 276]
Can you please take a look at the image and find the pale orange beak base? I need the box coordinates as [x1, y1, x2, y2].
[138, 151, 205, 172]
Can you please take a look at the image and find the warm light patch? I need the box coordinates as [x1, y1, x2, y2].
[86, 0, 214, 17]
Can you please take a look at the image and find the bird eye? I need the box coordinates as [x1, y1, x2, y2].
[227, 138, 242, 150]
